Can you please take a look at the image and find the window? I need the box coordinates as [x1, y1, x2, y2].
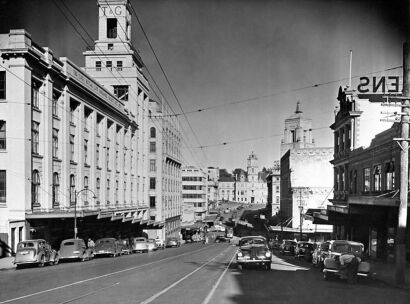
[115, 150, 119, 169]
[353, 170, 357, 193]
[363, 168, 370, 193]
[69, 174, 76, 205]
[96, 144, 100, 167]
[32, 82, 40, 108]
[84, 139, 88, 165]
[291, 130, 296, 142]
[96, 61, 101, 71]
[150, 159, 156, 172]
[107, 18, 117, 38]
[32, 122, 39, 154]
[117, 61, 123, 71]
[52, 92, 59, 117]
[52, 173, 59, 206]
[52, 129, 58, 158]
[70, 134, 75, 162]
[0, 121, 5, 149]
[113, 85, 128, 101]
[0, 170, 5, 203]
[106, 178, 110, 203]
[150, 142, 156, 153]
[115, 180, 119, 202]
[84, 176, 89, 189]
[108, 43, 114, 50]
[373, 165, 382, 191]
[96, 177, 100, 201]
[32, 170, 40, 207]
[106, 147, 110, 169]
[0, 71, 5, 99]
[106, 61, 112, 70]
[149, 177, 156, 189]
[386, 162, 395, 191]
[150, 196, 156, 208]
[150, 127, 156, 138]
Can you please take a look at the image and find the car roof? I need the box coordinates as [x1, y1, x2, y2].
[240, 236, 265, 240]
[331, 240, 364, 246]
[19, 239, 45, 243]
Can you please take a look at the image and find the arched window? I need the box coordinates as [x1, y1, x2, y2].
[150, 127, 156, 138]
[70, 174, 76, 205]
[52, 173, 59, 206]
[32, 170, 40, 207]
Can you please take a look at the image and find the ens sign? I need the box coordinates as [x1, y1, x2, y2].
[357, 76, 400, 94]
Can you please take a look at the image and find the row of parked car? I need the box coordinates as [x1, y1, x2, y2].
[13, 236, 182, 269]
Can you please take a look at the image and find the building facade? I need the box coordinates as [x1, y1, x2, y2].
[147, 99, 182, 242]
[181, 166, 208, 224]
[0, 0, 162, 252]
[207, 167, 219, 209]
[266, 161, 280, 216]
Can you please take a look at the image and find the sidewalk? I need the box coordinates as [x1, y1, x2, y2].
[370, 260, 410, 289]
[0, 256, 15, 271]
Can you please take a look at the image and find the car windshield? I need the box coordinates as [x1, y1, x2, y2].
[332, 243, 350, 253]
[320, 242, 330, 250]
[301, 243, 313, 248]
[240, 238, 265, 246]
[18, 242, 36, 249]
[284, 240, 295, 245]
[135, 238, 146, 242]
[63, 241, 75, 246]
[148, 239, 155, 243]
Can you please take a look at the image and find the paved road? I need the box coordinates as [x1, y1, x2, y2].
[0, 243, 408, 304]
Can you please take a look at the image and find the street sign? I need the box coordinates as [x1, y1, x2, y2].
[357, 76, 402, 102]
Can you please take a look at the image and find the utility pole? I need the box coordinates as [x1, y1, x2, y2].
[299, 188, 303, 241]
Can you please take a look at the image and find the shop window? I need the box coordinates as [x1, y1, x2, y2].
[373, 165, 382, 192]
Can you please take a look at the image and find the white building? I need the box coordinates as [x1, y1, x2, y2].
[207, 167, 219, 208]
[0, 0, 162, 252]
[181, 166, 208, 224]
[147, 99, 182, 242]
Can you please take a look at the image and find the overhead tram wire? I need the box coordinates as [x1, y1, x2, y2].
[57, 0, 205, 169]
[128, 1, 209, 165]
[97, 0, 206, 168]
[150, 65, 404, 118]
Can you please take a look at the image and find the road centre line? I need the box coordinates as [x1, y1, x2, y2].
[139, 246, 233, 304]
[57, 282, 120, 304]
[201, 252, 236, 304]
[0, 246, 214, 304]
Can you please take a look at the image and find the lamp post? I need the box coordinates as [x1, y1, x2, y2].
[74, 187, 97, 239]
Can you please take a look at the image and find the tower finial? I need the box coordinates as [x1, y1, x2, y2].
[295, 101, 302, 114]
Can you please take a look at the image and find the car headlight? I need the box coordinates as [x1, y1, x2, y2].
[237, 252, 243, 257]
[265, 251, 271, 257]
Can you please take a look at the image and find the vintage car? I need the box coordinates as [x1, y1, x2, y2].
[322, 240, 371, 282]
[132, 237, 149, 253]
[14, 239, 59, 268]
[59, 238, 92, 262]
[236, 236, 272, 270]
[147, 239, 158, 251]
[165, 237, 181, 248]
[215, 235, 230, 243]
[155, 238, 165, 249]
[279, 239, 297, 255]
[312, 241, 330, 269]
[118, 239, 133, 255]
[94, 238, 121, 257]
[294, 241, 314, 261]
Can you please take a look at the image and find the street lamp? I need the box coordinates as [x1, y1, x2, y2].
[74, 187, 97, 239]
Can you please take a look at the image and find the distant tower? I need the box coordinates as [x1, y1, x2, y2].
[280, 101, 315, 157]
[247, 152, 259, 182]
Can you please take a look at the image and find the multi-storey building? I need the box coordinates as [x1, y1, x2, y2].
[0, 0, 159, 252]
[147, 99, 182, 242]
[181, 166, 208, 224]
[266, 161, 280, 216]
[207, 167, 219, 209]
[280, 103, 333, 239]
[218, 169, 236, 202]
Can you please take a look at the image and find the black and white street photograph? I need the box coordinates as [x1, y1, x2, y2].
[0, 0, 409, 303]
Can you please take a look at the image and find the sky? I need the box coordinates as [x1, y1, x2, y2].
[0, 0, 407, 171]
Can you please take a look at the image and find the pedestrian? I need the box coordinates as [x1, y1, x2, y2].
[87, 238, 95, 251]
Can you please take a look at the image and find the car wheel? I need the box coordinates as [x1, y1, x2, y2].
[38, 256, 45, 267]
[265, 263, 271, 270]
[54, 255, 60, 265]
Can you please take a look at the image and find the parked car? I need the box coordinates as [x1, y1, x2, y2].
[94, 238, 121, 257]
[294, 241, 314, 261]
[166, 237, 181, 248]
[132, 237, 149, 253]
[59, 239, 91, 262]
[14, 239, 59, 268]
[312, 241, 330, 269]
[155, 238, 165, 249]
[322, 240, 371, 282]
[215, 235, 230, 243]
[279, 239, 297, 255]
[236, 236, 272, 270]
[147, 239, 158, 251]
[119, 239, 133, 255]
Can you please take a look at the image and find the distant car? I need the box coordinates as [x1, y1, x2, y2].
[14, 239, 59, 268]
[215, 235, 230, 243]
[118, 239, 132, 255]
[294, 241, 314, 261]
[132, 237, 149, 253]
[312, 241, 330, 269]
[59, 239, 91, 262]
[147, 239, 158, 251]
[166, 237, 181, 248]
[236, 236, 272, 270]
[154, 238, 165, 249]
[280, 240, 297, 255]
[94, 238, 121, 257]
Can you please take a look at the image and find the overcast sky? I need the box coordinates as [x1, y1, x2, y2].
[0, 0, 406, 171]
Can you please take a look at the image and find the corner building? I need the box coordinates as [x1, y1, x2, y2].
[0, 0, 161, 252]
